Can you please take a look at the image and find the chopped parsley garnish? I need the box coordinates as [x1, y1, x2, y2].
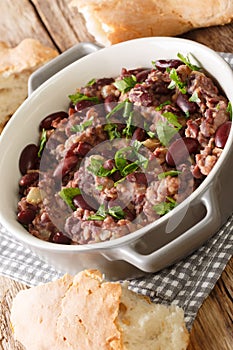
[151, 60, 158, 69]
[156, 121, 178, 147]
[68, 92, 99, 105]
[123, 100, 133, 118]
[157, 170, 181, 180]
[114, 145, 148, 175]
[58, 187, 81, 211]
[227, 102, 232, 120]
[155, 100, 171, 111]
[38, 128, 47, 157]
[113, 75, 137, 93]
[168, 68, 187, 94]
[87, 157, 117, 177]
[108, 206, 125, 219]
[122, 111, 134, 138]
[156, 112, 182, 147]
[153, 197, 176, 215]
[106, 100, 129, 119]
[87, 78, 96, 86]
[87, 204, 106, 221]
[189, 91, 201, 103]
[88, 204, 125, 221]
[162, 112, 182, 129]
[104, 123, 121, 140]
[71, 117, 94, 133]
[177, 53, 201, 71]
[144, 121, 156, 138]
[88, 143, 148, 182]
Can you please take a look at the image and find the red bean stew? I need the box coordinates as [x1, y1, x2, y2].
[17, 54, 232, 245]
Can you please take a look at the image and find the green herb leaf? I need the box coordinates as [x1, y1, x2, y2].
[155, 100, 172, 111]
[87, 78, 96, 86]
[162, 111, 182, 129]
[121, 162, 139, 177]
[69, 92, 99, 105]
[151, 60, 157, 69]
[87, 204, 106, 221]
[157, 170, 181, 180]
[156, 120, 179, 146]
[153, 197, 176, 215]
[38, 128, 47, 157]
[114, 147, 130, 172]
[106, 100, 129, 119]
[88, 204, 125, 221]
[108, 206, 125, 219]
[132, 139, 142, 152]
[71, 117, 94, 133]
[87, 157, 117, 177]
[123, 101, 133, 118]
[114, 144, 148, 177]
[59, 187, 81, 210]
[122, 111, 134, 138]
[168, 68, 187, 94]
[189, 91, 201, 103]
[104, 123, 121, 140]
[227, 101, 232, 120]
[113, 75, 137, 93]
[177, 53, 201, 71]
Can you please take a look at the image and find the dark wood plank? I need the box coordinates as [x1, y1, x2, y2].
[181, 22, 233, 52]
[0, 0, 55, 48]
[30, 0, 95, 51]
[188, 257, 233, 350]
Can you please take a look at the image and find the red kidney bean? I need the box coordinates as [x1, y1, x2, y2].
[50, 232, 71, 244]
[131, 127, 147, 142]
[152, 81, 170, 94]
[19, 172, 39, 187]
[104, 95, 118, 113]
[95, 77, 114, 87]
[123, 207, 136, 221]
[17, 209, 36, 225]
[126, 172, 148, 186]
[155, 59, 183, 72]
[129, 85, 153, 107]
[53, 155, 78, 178]
[73, 194, 95, 210]
[111, 170, 122, 182]
[66, 142, 79, 157]
[135, 69, 151, 82]
[19, 144, 39, 175]
[215, 121, 231, 148]
[176, 93, 197, 114]
[103, 159, 115, 170]
[73, 142, 92, 157]
[166, 137, 200, 167]
[39, 111, 68, 130]
[75, 100, 96, 112]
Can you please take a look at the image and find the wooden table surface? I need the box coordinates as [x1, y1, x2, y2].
[0, 1, 233, 349]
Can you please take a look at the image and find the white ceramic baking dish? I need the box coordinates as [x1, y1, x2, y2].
[0, 37, 232, 280]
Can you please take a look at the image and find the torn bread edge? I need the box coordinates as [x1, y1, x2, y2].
[0, 38, 58, 133]
[70, 0, 233, 46]
[10, 269, 189, 350]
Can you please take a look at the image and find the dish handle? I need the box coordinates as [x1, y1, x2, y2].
[28, 42, 102, 95]
[103, 185, 221, 273]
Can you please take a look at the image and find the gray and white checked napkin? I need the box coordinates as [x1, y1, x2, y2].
[0, 52, 233, 330]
